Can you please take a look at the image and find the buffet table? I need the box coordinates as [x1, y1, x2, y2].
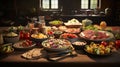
[0, 26, 120, 67]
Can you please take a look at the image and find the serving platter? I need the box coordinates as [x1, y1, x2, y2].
[79, 30, 115, 42]
[49, 20, 63, 27]
[42, 39, 72, 52]
[84, 48, 113, 56]
[64, 28, 81, 34]
[84, 42, 113, 56]
[13, 40, 36, 50]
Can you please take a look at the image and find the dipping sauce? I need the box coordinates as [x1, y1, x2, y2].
[72, 41, 86, 46]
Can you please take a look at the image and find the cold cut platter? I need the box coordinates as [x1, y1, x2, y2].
[79, 30, 115, 41]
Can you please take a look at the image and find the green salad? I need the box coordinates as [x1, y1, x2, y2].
[83, 25, 99, 30]
[49, 20, 63, 25]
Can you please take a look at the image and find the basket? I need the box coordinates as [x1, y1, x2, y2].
[4, 36, 20, 43]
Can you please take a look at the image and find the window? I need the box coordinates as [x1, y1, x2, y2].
[81, 0, 89, 9]
[42, 0, 50, 9]
[81, 0, 100, 9]
[41, 0, 58, 10]
[51, 0, 58, 9]
[90, 0, 98, 9]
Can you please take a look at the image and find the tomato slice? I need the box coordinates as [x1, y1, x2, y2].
[101, 41, 108, 46]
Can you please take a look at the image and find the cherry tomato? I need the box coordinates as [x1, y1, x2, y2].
[101, 41, 108, 46]
[48, 31, 53, 35]
[115, 40, 120, 49]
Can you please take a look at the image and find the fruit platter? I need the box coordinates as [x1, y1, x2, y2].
[84, 42, 113, 56]
[13, 40, 36, 50]
[42, 38, 72, 51]
[79, 30, 114, 41]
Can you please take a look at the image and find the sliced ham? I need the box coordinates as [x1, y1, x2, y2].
[81, 30, 110, 40]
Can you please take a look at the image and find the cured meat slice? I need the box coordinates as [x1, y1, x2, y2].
[80, 30, 110, 40]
